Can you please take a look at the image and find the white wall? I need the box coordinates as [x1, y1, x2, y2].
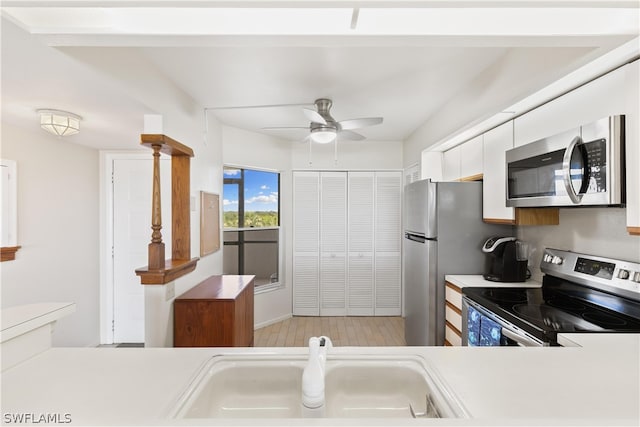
[222, 125, 293, 328]
[140, 110, 224, 348]
[0, 124, 100, 347]
[291, 139, 402, 170]
[518, 208, 640, 281]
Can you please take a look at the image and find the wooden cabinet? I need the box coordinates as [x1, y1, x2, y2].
[444, 281, 463, 346]
[174, 275, 254, 347]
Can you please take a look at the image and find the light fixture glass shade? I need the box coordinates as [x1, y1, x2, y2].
[37, 109, 82, 136]
[310, 129, 336, 144]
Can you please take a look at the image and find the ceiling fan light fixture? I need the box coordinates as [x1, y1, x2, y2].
[37, 109, 82, 136]
[310, 129, 336, 144]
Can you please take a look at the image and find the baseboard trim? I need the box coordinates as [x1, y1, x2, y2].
[254, 313, 292, 330]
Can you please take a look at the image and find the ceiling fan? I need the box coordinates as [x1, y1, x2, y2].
[262, 98, 383, 144]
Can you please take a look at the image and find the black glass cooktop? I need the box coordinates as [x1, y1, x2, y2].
[463, 275, 640, 344]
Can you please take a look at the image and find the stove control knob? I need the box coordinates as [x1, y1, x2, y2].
[632, 271, 640, 283]
[618, 269, 630, 280]
[552, 256, 563, 265]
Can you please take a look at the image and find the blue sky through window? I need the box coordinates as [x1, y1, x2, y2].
[223, 168, 279, 212]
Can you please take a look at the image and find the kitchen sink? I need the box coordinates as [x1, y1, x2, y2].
[169, 353, 467, 419]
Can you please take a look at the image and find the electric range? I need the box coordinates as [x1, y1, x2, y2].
[461, 248, 640, 346]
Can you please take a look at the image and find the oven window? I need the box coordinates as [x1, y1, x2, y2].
[508, 148, 565, 198]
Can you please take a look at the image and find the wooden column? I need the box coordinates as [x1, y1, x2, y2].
[148, 144, 165, 269]
[135, 134, 199, 285]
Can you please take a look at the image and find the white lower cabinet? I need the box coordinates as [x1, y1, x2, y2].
[293, 171, 402, 316]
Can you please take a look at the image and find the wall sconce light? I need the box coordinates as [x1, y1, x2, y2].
[37, 109, 82, 136]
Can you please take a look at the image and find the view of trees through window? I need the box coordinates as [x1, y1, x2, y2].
[223, 167, 279, 228]
[223, 166, 280, 287]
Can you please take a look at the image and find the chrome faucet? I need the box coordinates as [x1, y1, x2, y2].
[301, 336, 332, 417]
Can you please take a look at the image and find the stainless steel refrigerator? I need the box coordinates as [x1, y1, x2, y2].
[403, 180, 513, 346]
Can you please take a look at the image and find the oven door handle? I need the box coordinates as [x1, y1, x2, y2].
[501, 327, 541, 347]
[562, 135, 587, 204]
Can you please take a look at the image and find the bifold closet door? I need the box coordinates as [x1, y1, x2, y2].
[374, 172, 402, 316]
[293, 171, 320, 316]
[347, 172, 375, 315]
[319, 172, 347, 316]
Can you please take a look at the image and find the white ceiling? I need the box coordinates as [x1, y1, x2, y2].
[1, 2, 638, 151]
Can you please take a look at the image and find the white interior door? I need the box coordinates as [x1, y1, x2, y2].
[292, 171, 320, 316]
[374, 172, 402, 316]
[320, 172, 347, 316]
[112, 158, 170, 343]
[348, 172, 375, 315]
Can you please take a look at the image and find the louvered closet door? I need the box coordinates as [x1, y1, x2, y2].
[374, 172, 402, 315]
[347, 172, 375, 315]
[293, 171, 320, 316]
[320, 172, 347, 316]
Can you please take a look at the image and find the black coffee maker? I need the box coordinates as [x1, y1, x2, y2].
[482, 236, 528, 282]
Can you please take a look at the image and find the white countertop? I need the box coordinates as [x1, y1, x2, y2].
[0, 303, 76, 343]
[1, 335, 638, 426]
[445, 274, 541, 289]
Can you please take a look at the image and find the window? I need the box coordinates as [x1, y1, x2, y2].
[223, 166, 280, 289]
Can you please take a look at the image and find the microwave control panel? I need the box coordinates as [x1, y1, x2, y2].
[583, 139, 607, 193]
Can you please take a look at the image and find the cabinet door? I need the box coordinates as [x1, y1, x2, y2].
[348, 172, 374, 315]
[421, 151, 443, 181]
[514, 64, 628, 147]
[374, 172, 402, 316]
[483, 121, 515, 223]
[442, 145, 461, 181]
[460, 135, 483, 180]
[293, 172, 320, 315]
[320, 172, 347, 315]
[625, 61, 640, 235]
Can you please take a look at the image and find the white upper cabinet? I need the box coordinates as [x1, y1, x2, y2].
[442, 145, 461, 182]
[483, 121, 515, 223]
[514, 63, 628, 147]
[460, 135, 483, 180]
[442, 136, 483, 182]
[624, 61, 640, 235]
[421, 151, 443, 182]
[512, 59, 639, 234]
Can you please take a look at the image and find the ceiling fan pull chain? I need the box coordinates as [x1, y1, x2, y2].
[334, 137, 338, 165]
[308, 137, 313, 166]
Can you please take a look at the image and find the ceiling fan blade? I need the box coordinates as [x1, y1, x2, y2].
[339, 130, 366, 141]
[261, 126, 309, 130]
[338, 117, 383, 130]
[303, 108, 327, 125]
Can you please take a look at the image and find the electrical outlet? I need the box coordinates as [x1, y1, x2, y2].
[166, 282, 175, 301]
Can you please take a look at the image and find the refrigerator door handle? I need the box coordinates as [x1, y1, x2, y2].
[405, 233, 428, 243]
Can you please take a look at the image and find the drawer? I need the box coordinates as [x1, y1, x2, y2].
[445, 324, 462, 346]
[445, 304, 462, 331]
[445, 282, 462, 309]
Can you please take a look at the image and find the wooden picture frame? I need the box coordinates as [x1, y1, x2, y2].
[200, 191, 220, 257]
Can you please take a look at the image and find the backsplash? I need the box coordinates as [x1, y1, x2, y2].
[517, 208, 640, 282]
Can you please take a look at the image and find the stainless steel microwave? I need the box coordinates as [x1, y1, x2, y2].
[505, 115, 625, 208]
